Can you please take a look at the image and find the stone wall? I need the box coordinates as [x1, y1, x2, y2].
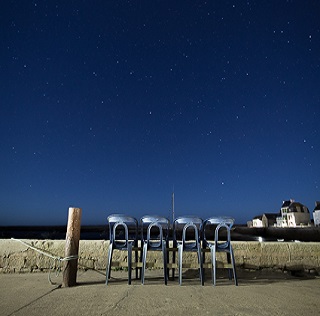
[1, 239, 320, 273]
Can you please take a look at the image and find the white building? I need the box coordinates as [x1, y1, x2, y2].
[252, 213, 278, 227]
[252, 215, 263, 227]
[313, 201, 320, 227]
[276, 199, 310, 227]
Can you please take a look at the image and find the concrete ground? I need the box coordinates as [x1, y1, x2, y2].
[1, 269, 320, 316]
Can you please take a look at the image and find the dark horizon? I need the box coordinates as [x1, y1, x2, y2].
[2, 224, 320, 242]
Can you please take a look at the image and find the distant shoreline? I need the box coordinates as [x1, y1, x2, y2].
[0, 225, 107, 240]
[1, 225, 320, 242]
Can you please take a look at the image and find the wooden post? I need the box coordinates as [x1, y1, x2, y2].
[63, 207, 82, 287]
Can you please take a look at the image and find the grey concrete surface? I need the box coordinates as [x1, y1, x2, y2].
[1, 269, 320, 316]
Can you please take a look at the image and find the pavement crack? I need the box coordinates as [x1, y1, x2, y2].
[111, 287, 132, 311]
[6, 284, 61, 316]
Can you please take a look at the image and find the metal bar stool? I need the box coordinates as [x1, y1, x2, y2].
[140, 215, 170, 285]
[106, 214, 138, 285]
[203, 216, 238, 286]
[173, 216, 203, 286]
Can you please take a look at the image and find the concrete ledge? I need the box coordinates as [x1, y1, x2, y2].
[1, 239, 319, 273]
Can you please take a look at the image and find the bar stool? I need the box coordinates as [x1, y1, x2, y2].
[140, 215, 170, 285]
[106, 214, 138, 285]
[202, 216, 238, 286]
[173, 216, 203, 285]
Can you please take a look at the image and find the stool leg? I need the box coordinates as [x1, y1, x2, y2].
[162, 241, 168, 285]
[128, 242, 132, 285]
[178, 244, 183, 285]
[230, 246, 238, 286]
[202, 244, 206, 283]
[141, 243, 147, 285]
[210, 246, 215, 285]
[197, 243, 203, 286]
[135, 246, 139, 280]
[213, 246, 217, 286]
[172, 245, 176, 280]
[106, 244, 113, 285]
[226, 252, 232, 280]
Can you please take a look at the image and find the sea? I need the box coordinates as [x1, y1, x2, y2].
[1, 225, 320, 242]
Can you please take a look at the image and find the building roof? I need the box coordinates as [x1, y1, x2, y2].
[281, 200, 293, 208]
[280, 199, 309, 213]
[262, 213, 279, 220]
[314, 201, 320, 211]
[253, 213, 278, 221]
[289, 202, 309, 213]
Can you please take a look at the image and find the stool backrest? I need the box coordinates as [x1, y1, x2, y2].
[140, 215, 170, 248]
[107, 214, 138, 249]
[203, 216, 234, 249]
[173, 216, 203, 250]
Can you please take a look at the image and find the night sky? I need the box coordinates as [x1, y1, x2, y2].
[1, 1, 320, 226]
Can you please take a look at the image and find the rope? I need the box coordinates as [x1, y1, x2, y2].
[11, 238, 79, 285]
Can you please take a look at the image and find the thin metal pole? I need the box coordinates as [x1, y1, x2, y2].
[172, 191, 175, 223]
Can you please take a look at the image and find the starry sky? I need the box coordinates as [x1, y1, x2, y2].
[1, 1, 320, 226]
